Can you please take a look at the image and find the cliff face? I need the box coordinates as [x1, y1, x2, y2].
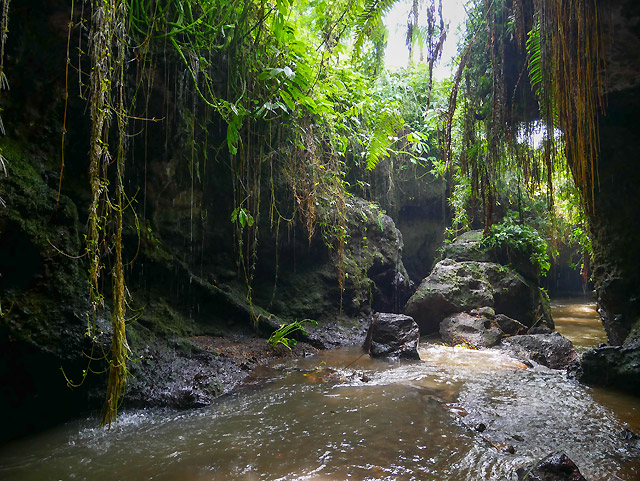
[0, 1, 435, 441]
[577, 0, 640, 393]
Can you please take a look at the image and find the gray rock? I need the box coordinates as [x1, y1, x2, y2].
[438, 230, 491, 262]
[364, 312, 420, 360]
[341, 198, 414, 314]
[439, 229, 541, 281]
[528, 326, 552, 334]
[579, 330, 640, 395]
[440, 312, 503, 348]
[500, 333, 579, 370]
[517, 451, 587, 481]
[403, 259, 545, 333]
[495, 313, 528, 336]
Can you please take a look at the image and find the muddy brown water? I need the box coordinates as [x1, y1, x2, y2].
[1, 298, 638, 480]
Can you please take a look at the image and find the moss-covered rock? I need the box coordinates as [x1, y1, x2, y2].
[251, 196, 413, 328]
[341, 197, 414, 313]
[0, 138, 97, 441]
[438, 230, 490, 263]
[403, 258, 550, 334]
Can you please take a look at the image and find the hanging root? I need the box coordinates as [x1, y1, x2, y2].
[101, 311, 130, 427]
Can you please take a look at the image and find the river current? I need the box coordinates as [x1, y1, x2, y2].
[1, 298, 638, 480]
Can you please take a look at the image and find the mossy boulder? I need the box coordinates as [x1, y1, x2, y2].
[439, 229, 544, 282]
[341, 197, 414, 313]
[403, 259, 549, 334]
[438, 230, 491, 263]
[254, 196, 413, 328]
[440, 312, 504, 348]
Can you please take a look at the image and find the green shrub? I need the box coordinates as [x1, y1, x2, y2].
[267, 319, 318, 350]
[481, 216, 550, 277]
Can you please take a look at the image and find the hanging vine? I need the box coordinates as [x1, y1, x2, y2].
[444, 0, 606, 232]
[84, 0, 131, 427]
[0, 0, 10, 198]
[535, 0, 606, 209]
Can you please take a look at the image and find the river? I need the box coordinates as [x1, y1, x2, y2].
[0, 298, 638, 480]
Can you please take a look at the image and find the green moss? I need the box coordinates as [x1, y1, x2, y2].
[538, 288, 554, 329]
[131, 296, 198, 340]
[0, 136, 89, 358]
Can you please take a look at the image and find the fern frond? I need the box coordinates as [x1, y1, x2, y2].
[526, 20, 543, 98]
[353, 0, 398, 56]
[366, 109, 403, 170]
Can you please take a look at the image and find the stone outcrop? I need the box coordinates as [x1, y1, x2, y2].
[340, 198, 414, 314]
[255, 197, 413, 326]
[573, 0, 640, 394]
[440, 312, 503, 348]
[0, 3, 413, 441]
[364, 312, 420, 360]
[403, 258, 548, 334]
[404, 230, 552, 335]
[578, 335, 640, 395]
[500, 333, 580, 370]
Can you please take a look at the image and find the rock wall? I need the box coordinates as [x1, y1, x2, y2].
[0, 1, 418, 440]
[576, 0, 640, 393]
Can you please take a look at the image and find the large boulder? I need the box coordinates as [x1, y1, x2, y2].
[439, 229, 540, 281]
[364, 312, 420, 360]
[403, 258, 547, 333]
[341, 198, 414, 314]
[440, 312, 503, 348]
[438, 230, 492, 262]
[579, 326, 640, 395]
[517, 451, 587, 481]
[500, 333, 580, 370]
[260, 197, 414, 325]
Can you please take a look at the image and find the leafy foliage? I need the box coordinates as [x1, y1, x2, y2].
[267, 319, 318, 350]
[34, 0, 603, 425]
[481, 214, 550, 278]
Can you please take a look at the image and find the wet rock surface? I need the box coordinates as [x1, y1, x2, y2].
[500, 333, 580, 370]
[517, 451, 587, 481]
[260, 197, 414, 324]
[440, 312, 503, 348]
[495, 313, 529, 336]
[579, 331, 640, 395]
[404, 258, 546, 333]
[301, 317, 369, 350]
[364, 312, 420, 360]
[340, 197, 415, 314]
[124, 335, 319, 409]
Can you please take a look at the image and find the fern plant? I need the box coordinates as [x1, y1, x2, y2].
[267, 319, 318, 350]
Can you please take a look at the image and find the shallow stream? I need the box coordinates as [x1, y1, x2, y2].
[1, 298, 638, 480]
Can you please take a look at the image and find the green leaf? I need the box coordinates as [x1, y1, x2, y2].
[279, 90, 295, 111]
